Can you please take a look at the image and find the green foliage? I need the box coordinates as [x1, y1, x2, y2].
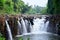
[48, 0, 60, 14]
[19, 37, 23, 40]
[27, 6, 46, 14]
[0, 33, 5, 40]
[0, 0, 48, 14]
[40, 7, 48, 14]
[0, 37, 5, 40]
[4, 0, 14, 14]
[0, 0, 31, 14]
[26, 8, 36, 14]
[20, 5, 31, 13]
[0, 0, 14, 14]
[13, 0, 24, 12]
[0, 0, 6, 10]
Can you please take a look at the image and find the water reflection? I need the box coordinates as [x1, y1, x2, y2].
[19, 34, 60, 40]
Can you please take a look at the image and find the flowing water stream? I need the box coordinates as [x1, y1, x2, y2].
[21, 17, 27, 34]
[5, 20, 13, 40]
[16, 16, 60, 40]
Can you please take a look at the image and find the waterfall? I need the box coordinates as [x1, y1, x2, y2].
[5, 20, 13, 40]
[45, 21, 49, 31]
[30, 22, 33, 32]
[21, 17, 27, 34]
[25, 20, 32, 33]
[16, 16, 59, 40]
[31, 17, 49, 33]
[17, 17, 49, 35]
[17, 20, 22, 35]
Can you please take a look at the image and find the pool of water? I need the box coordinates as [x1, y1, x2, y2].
[15, 33, 60, 40]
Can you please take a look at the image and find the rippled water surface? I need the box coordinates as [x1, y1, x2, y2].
[16, 34, 60, 40]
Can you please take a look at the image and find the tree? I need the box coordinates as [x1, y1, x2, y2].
[27, 5, 46, 14]
[21, 4, 31, 13]
[0, 0, 14, 14]
[0, 0, 6, 10]
[4, 0, 14, 14]
[40, 7, 48, 14]
[0, 0, 31, 14]
[12, 0, 25, 12]
[48, 0, 60, 14]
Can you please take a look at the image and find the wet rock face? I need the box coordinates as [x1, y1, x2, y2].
[47, 15, 60, 34]
[47, 16, 57, 33]
[0, 15, 18, 40]
[0, 15, 33, 38]
[0, 16, 5, 36]
[22, 16, 34, 25]
[28, 17, 34, 25]
[8, 16, 18, 37]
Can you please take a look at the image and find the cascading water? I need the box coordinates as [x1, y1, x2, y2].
[21, 17, 27, 34]
[29, 22, 33, 32]
[31, 17, 49, 33]
[44, 21, 49, 31]
[16, 16, 60, 40]
[25, 20, 28, 27]
[5, 20, 13, 40]
[17, 17, 49, 35]
[25, 20, 32, 33]
[24, 20, 29, 32]
[17, 20, 21, 35]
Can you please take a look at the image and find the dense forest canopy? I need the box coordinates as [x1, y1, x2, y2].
[48, 0, 60, 14]
[0, 0, 31, 14]
[0, 0, 47, 14]
[0, 0, 60, 15]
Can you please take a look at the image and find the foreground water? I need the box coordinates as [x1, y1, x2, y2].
[16, 33, 60, 40]
[28, 34, 60, 40]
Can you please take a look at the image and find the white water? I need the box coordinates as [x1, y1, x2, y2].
[29, 18, 50, 40]
[16, 17, 59, 40]
[31, 18, 49, 33]
[17, 17, 49, 34]
[21, 18, 27, 34]
[5, 20, 13, 40]
[25, 20, 28, 27]
[25, 19, 33, 32]
[44, 21, 49, 31]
